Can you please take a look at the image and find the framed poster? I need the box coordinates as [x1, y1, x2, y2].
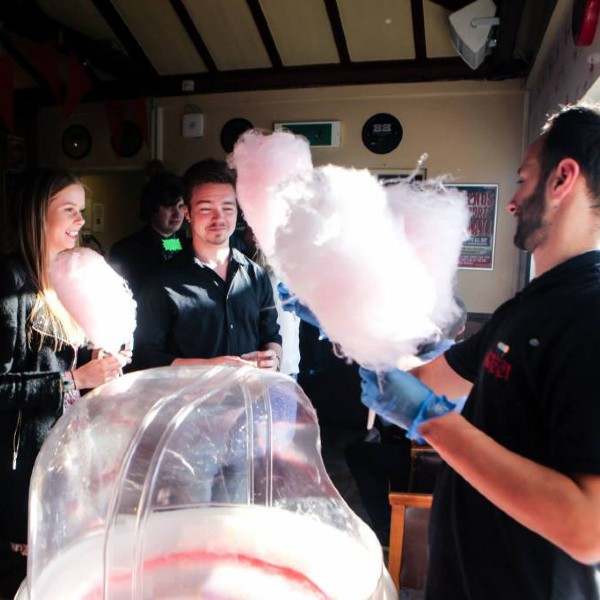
[449, 184, 498, 270]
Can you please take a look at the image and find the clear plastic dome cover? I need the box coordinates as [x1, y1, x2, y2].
[21, 366, 395, 599]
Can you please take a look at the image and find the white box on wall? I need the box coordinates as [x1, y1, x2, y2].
[182, 113, 204, 138]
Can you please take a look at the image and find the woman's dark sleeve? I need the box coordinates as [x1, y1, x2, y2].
[0, 264, 63, 412]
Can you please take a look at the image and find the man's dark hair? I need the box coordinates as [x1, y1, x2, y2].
[139, 173, 184, 223]
[541, 103, 600, 201]
[182, 159, 236, 206]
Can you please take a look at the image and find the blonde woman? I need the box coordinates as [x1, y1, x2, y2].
[0, 168, 126, 597]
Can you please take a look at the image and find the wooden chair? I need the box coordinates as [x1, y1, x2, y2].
[387, 443, 441, 593]
[388, 491, 433, 592]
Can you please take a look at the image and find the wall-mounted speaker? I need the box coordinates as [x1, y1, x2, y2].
[449, 0, 498, 70]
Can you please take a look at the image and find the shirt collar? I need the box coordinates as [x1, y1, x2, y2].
[192, 247, 249, 269]
[522, 250, 600, 295]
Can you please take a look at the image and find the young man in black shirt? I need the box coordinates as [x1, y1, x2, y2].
[110, 173, 187, 296]
[132, 159, 282, 371]
[365, 104, 600, 599]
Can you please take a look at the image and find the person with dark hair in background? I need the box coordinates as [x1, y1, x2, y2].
[110, 172, 187, 296]
[364, 103, 600, 599]
[131, 158, 282, 371]
[0, 168, 127, 598]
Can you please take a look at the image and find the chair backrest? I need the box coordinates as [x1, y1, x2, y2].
[387, 444, 443, 593]
[408, 444, 442, 493]
[388, 492, 433, 591]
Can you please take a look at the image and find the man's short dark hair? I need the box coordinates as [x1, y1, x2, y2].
[541, 103, 600, 201]
[182, 159, 236, 206]
[139, 173, 184, 223]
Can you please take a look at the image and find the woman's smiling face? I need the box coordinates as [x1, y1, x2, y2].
[46, 183, 86, 259]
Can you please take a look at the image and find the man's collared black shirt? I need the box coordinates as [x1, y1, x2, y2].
[110, 226, 188, 296]
[132, 248, 281, 368]
[427, 251, 600, 600]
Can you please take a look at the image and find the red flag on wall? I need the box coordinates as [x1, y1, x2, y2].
[132, 95, 149, 146]
[104, 96, 148, 155]
[63, 53, 92, 117]
[27, 41, 62, 104]
[104, 99, 126, 156]
[0, 56, 15, 133]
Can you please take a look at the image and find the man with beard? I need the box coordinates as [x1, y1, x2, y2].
[363, 103, 600, 599]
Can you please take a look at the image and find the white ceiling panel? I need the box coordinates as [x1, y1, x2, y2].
[337, 0, 415, 62]
[424, 1, 456, 59]
[259, 0, 339, 66]
[183, 0, 271, 71]
[111, 0, 207, 75]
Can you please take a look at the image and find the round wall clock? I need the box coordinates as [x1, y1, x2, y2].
[111, 121, 143, 158]
[362, 113, 403, 154]
[220, 118, 253, 153]
[62, 124, 92, 160]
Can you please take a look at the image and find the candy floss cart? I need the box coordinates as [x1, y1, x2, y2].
[17, 366, 395, 599]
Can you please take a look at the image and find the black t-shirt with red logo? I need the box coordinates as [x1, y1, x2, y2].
[427, 251, 600, 600]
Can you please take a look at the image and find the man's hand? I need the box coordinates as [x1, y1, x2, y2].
[277, 282, 321, 329]
[172, 356, 255, 367]
[361, 369, 455, 441]
[241, 349, 280, 371]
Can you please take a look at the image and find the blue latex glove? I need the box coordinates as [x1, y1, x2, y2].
[361, 369, 455, 442]
[276, 282, 322, 330]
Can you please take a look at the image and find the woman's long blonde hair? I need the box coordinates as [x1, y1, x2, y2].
[11, 168, 85, 350]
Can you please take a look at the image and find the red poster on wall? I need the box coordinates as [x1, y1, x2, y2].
[449, 184, 499, 270]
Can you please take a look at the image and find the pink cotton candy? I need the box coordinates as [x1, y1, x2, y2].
[50, 247, 136, 355]
[230, 131, 469, 370]
[230, 130, 313, 256]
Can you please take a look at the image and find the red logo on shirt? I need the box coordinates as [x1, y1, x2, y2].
[482, 349, 512, 381]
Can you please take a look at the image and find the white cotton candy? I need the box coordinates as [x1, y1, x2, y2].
[50, 247, 136, 355]
[386, 179, 470, 337]
[230, 130, 469, 370]
[231, 129, 313, 256]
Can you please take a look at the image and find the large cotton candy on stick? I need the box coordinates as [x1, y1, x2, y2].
[50, 247, 136, 356]
[232, 129, 313, 256]
[386, 179, 470, 335]
[273, 166, 440, 369]
[231, 130, 469, 370]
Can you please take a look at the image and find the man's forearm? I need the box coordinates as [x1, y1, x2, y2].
[420, 412, 600, 564]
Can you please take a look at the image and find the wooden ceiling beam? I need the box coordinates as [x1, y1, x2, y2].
[428, 0, 471, 9]
[492, 0, 524, 68]
[323, 0, 350, 64]
[89, 0, 158, 77]
[245, 0, 282, 68]
[85, 56, 487, 99]
[169, 0, 217, 73]
[411, 0, 427, 60]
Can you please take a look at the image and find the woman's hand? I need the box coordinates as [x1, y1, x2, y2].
[72, 352, 123, 389]
[117, 347, 133, 368]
